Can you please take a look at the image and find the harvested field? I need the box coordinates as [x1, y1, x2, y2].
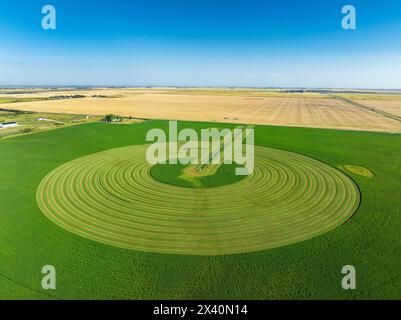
[3, 89, 401, 132]
[354, 100, 401, 118]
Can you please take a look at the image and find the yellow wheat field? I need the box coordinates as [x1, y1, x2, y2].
[2, 88, 401, 132]
[354, 99, 401, 118]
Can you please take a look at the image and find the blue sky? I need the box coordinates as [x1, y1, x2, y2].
[1, 0, 401, 88]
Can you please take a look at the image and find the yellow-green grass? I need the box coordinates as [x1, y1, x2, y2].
[340, 165, 374, 178]
[337, 93, 401, 101]
[0, 97, 46, 104]
[0, 111, 102, 139]
[36, 144, 360, 255]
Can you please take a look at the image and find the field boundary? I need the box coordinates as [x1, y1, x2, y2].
[331, 95, 401, 124]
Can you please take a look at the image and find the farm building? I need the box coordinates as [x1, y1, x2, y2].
[0, 122, 18, 129]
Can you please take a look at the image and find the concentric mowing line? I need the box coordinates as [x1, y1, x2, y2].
[36, 145, 360, 255]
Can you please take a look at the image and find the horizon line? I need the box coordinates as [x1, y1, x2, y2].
[1, 85, 401, 92]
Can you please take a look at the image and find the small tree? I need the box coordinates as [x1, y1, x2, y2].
[104, 114, 114, 123]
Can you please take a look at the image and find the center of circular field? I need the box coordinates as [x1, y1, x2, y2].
[36, 145, 360, 255]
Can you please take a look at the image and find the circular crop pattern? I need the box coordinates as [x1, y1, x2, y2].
[36, 145, 360, 255]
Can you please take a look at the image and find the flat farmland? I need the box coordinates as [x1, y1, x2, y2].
[2, 89, 401, 132]
[338, 93, 401, 118]
[353, 99, 401, 118]
[1, 120, 401, 299]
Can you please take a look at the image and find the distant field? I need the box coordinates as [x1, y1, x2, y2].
[0, 87, 322, 99]
[0, 97, 45, 104]
[2, 88, 401, 132]
[338, 93, 401, 101]
[352, 100, 401, 118]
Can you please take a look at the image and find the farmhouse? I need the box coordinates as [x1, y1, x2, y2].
[0, 121, 18, 129]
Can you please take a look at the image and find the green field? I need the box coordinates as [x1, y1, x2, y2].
[0, 120, 401, 299]
[151, 162, 247, 188]
[0, 110, 101, 140]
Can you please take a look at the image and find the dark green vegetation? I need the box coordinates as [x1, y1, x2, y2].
[103, 114, 122, 123]
[151, 162, 246, 188]
[0, 120, 400, 299]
